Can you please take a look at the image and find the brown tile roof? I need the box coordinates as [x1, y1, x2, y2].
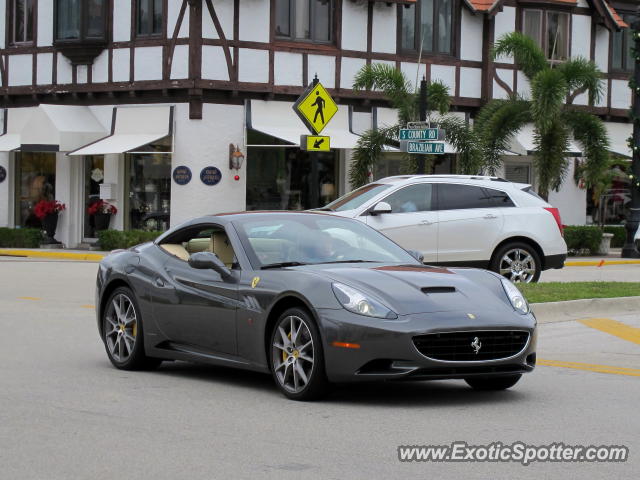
[605, 1, 629, 28]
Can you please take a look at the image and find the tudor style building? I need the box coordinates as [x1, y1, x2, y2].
[0, 0, 634, 247]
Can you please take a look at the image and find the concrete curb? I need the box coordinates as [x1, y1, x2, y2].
[532, 296, 640, 324]
[0, 249, 106, 261]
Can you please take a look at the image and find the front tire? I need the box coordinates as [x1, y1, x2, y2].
[269, 307, 329, 401]
[102, 287, 161, 371]
[490, 242, 541, 283]
[465, 374, 522, 391]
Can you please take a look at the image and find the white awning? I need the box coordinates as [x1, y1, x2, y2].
[375, 107, 459, 153]
[0, 107, 37, 151]
[506, 124, 582, 156]
[604, 121, 632, 158]
[69, 106, 173, 156]
[247, 100, 361, 149]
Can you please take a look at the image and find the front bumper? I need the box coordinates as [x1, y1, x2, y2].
[317, 308, 537, 383]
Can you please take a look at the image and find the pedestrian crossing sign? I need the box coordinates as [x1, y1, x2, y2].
[293, 81, 338, 135]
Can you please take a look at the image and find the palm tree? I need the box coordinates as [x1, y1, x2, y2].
[349, 63, 472, 187]
[478, 32, 610, 200]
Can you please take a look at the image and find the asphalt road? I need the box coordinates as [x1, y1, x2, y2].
[1, 258, 639, 480]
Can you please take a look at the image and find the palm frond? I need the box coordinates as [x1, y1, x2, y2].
[530, 68, 567, 133]
[352, 63, 413, 114]
[556, 57, 604, 105]
[563, 109, 610, 189]
[532, 119, 570, 199]
[474, 98, 532, 175]
[437, 115, 482, 174]
[426, 81, 451, 116]
[492, 32, 548, 80]
[348, 125, 399, 188]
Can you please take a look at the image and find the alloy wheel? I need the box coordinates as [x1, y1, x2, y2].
[499, 248, 537, 283]
[271, 315, 314, 394]
[104, 293, 138, 363]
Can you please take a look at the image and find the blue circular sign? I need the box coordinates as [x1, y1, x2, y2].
[200, 166, 222, 186]
[172, 165, 192, 185]
[0, 166, 5, 184]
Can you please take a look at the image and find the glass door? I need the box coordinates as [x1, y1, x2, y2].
[15, 152, 57, 228]
[83, 155, 105, 240]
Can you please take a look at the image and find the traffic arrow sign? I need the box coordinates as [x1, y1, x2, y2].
[300, 135, 331, 152]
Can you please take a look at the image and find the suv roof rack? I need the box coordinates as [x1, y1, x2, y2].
[380, 174, 510, 182]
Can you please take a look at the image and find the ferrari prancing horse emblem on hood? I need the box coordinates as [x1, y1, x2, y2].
[251, 276, 261, 288]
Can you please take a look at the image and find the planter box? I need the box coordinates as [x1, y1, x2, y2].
[598, 232, 614, 255]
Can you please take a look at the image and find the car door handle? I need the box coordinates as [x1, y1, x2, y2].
[484, 214, 498, 220]
[420, 220, 433, 226]
[155, 277, 166, 287]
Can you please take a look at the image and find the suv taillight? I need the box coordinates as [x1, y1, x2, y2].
[544, 207, 564, 237]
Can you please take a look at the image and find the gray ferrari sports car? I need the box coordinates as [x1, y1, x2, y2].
[96, 211, 537, 400]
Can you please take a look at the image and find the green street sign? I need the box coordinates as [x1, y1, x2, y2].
[406, 141, 445, 155]
[399, 128, 439, 141]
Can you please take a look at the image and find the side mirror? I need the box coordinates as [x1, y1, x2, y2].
[188, 251, 233, 280]
[407, 250, 425, 263]
[370, 201, 392, 216]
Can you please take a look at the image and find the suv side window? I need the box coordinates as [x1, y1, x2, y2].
[484, 188, 515, 207]
[436, 184, 492, 210]
[383, 183, 433, 213]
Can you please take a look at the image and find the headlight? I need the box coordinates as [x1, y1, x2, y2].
[332, 283, 397, 319]
[501, 278, 530, 314]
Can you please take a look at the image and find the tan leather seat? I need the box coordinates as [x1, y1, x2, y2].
[211, 233, 235, 267]
[186, 237, 211, 254]
[160, 243, 189, 261]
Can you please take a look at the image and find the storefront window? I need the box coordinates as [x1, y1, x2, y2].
[15, 152, 57, 228]
[246, 131, 338, 210]
[125, 137, 172, 231]
[84, 156, 105, 239]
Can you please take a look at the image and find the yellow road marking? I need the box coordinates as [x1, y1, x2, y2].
[0, 249, 105, 261]
[81, 305, 96, 309]
[18, 296, 41, 301]
[564, 260, 640, 267]
[578, 318, 640, 345]
[538, 359, 640, 377]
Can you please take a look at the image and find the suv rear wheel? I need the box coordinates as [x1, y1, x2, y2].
[490, 242, 541, 283]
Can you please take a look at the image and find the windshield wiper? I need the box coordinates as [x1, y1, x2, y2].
[261, 261, 309, 270]
[317, 260, 377, 264]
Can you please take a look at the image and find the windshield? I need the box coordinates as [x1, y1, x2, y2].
[322, 183, 392, 212]
[233, 214, 418, 268]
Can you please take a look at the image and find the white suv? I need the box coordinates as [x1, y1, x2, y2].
[322, 175, 567, 282]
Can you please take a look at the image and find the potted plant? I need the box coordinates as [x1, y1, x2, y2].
[33, 199, 66, 244]
[88, 200, 117, 232]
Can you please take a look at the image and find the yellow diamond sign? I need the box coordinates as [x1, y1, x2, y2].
[293, 81, 338, 135]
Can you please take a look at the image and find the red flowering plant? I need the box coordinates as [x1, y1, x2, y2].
[33, 200, 66, 220]
[87, 200, 118, 216]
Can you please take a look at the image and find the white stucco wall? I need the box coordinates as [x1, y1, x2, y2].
[168, 0, 190, 38]
[0, 0, 5, 49]
[571, 14, 591, 59]
[134, 47, 163, 81]
[401, 62, 427, 92]
[37, 0, 53, 46]
[238, 49, 269, 83]
[239, 0, 270, 43]
[460, 8, 483, 62]
[202, 46, 230, 81]
[170, 103, 246, 225]
[371, 3, 396, 54]
[307, 55, 335, 88]
[459, 67, 482, 98]
[611, 79, 632, 110]
[341, 57, 366, 90]
[594, 26, 610, 73]
[202, 0, 234, 39]
[494, 7, 516, 64]
[8, 55, 33, 86]
[341, 1, 368, 52]
[37, 53, 53, 85]
[274, 52, 303, 86]
[431, 65, 456, 94]
[57, 55, 73, 85]
[113, 0, 131, 42]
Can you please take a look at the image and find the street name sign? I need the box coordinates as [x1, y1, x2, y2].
[293, 81, 338, 135]
[399, 128, 439, 141]
[300, 135, 331, 152]
[406, 141, 445, 155]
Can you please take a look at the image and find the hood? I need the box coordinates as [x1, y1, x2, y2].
[305, 264, 513, 316]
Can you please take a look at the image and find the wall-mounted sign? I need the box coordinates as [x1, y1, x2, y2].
[200, 166, 222, 186]
[173, 165, 192, 185]
[0, 166, 6, 184]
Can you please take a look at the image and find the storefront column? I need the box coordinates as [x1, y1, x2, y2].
[55, 152, 82, 247]
[0, 152, 12, 228]
[103, 153, 125, 231]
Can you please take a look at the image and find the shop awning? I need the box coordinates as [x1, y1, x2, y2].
[506, 124, 582, 156]
[247, 100, 361, 149]
[69, 106, 173, 156]
[604, 122, 632, 158]
[375, 107, 459, 153]
[0, 107, 38, 152]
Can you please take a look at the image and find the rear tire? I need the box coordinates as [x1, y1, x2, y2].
[269, 307, 329, 401]
[490, 242, 541, 283]
[102, 287, 162, 371]
[465, 374, 522, 391]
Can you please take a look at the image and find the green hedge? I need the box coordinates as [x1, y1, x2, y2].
[563, 226, 603, 256]
[98, 230, 163, 251]
[603, 226, 626, 248]
[0, 228, 43, 248]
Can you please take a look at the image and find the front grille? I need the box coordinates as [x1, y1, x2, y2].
[413, 330, 529, 361]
